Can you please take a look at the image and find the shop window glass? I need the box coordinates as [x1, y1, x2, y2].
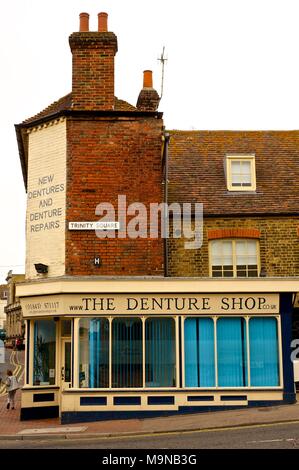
[33, 319, 56, 386]
[217, 318, 248, 387]
[145, 318, 176, 387]
[112, 318, 142, 388]
[249, 317, 279, 386]
[79, 318, 109, 388]
[184, 318, 215, 387]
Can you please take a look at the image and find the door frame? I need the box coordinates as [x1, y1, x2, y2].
[61, 338, 72, 391]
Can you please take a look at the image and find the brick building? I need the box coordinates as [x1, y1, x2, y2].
[0, 285, 8, 331]
[15, 12, 299, 423]
[4, 272, 25, 344]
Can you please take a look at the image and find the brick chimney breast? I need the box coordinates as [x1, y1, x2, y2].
[137, 70, 160, 111]
[69, 13, 118, 111]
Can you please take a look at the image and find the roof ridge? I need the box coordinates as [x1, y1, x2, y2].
[21, 93, 137, 125]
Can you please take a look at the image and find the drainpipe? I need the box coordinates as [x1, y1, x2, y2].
[163, 131, 170, 277]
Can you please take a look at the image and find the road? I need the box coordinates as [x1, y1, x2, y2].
[1, 421, 299, 449]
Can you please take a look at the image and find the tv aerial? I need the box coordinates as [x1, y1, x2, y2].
[158, 46, 168, 99]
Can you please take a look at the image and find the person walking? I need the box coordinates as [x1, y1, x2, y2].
[5, 369, 19, 410]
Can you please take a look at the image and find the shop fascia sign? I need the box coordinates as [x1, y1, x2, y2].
[21, 293, 280, 317]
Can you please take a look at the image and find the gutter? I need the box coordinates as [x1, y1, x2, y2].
[163, 131, 170, 277]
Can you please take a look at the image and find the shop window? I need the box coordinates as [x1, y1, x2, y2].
[112, 318, 142, 388]
[145, 318, 176, 387]
[249, 317, 280, 386]
[33, 319, 56, 386]
[184, 318, 215, 387]
[226, 155, 256, 191]
[210, 239, 259, 278]
[79, 318, 109, 388]
[217, 318, 248, 387]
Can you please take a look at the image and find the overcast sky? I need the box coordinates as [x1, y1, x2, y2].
[1, 0, 299, 284]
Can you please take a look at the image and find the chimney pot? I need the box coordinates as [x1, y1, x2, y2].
[98, 12, 108, 32]
[143, 70, 153, 88]
[79, 13, 89, 32]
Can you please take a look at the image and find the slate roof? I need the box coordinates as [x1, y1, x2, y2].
[167, 130, 299, 215]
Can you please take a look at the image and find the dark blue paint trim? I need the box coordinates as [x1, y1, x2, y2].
[280, 293, 296, 403]
[187, 396, 214, 402]
[61, 399, 293, 424]
[114, 397, 141, 406]
[220, 395, 247, 401]
[148, 396, 175, 405]
[21, 406, 59, 421]
[33, 393, 55, 403]
[80, 397, 107, 406]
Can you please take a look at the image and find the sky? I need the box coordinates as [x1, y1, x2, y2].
[1, 0, 299, 283]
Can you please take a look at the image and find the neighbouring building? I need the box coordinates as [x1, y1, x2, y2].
[5, 272, 25, 344]
[0, 285, 8, 331]
[15, 12, 299, 423]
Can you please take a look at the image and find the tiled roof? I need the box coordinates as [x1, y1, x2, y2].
[22, 93, 137, 124]
[168, 130, 299, 215]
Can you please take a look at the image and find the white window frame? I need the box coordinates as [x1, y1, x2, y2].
[209, 238, 260, 278]
[226, 154, 256, 191]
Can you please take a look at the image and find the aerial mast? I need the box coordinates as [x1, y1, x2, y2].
[158, 46, 167, 99]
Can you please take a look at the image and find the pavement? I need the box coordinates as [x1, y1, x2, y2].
[1, 347, 299, 441]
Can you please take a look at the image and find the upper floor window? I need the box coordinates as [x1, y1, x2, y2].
[210, 239, 259, 278]
[2, 291, 7, 299]
[226, 155, 256, 191]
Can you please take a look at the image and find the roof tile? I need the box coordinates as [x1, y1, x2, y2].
[168, 130, 299, 215]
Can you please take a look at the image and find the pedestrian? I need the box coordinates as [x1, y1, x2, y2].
[4, 369, 19, 410]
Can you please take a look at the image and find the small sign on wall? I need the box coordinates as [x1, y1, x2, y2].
[69, 221, 119, 230]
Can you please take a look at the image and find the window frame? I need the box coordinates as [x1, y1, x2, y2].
[32, 318, 57, 387]
[78, 315, 179, 391]
[226, 154, 256, 191]
[182, 315, 283, 390]
[209, 238, 261, 278]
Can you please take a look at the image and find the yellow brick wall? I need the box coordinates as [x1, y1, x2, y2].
[26, 119, 67, 280]
[168, 217, 299, 277]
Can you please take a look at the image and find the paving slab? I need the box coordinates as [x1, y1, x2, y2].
[18, 426, 87, 435]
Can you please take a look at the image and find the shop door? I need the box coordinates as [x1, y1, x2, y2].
[61, 339, 72, 389]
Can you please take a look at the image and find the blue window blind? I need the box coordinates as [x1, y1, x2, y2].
[249, 317, 279, 386]
[112, 318, 142, 388]
[88, 318, 109, 388]
[184, 318, 215, 387]
[145, 318, 176, 387]
[217, 318, 248, 387]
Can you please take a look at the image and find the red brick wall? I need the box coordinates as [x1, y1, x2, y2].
[69, 32, 117, 111]
[65, 116, 164, 276]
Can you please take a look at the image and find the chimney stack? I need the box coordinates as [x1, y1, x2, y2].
[69, 12, 118, 111]
[137, 70, 160, 111]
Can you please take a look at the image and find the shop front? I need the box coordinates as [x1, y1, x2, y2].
[17, 278, 297, 424]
